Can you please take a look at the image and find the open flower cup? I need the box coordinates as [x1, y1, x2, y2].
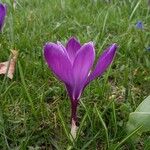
[44, 37, 118, 139]
[0, 3, 7, 32]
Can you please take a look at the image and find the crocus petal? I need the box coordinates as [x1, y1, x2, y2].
[72, 42, 95, 100]
[44, 43, 73, 85]
[65, 84, 73, 100]
[86, 43, 117, 85]
[0, 3, 7, 31]
[57, 41, 70, 58]
[66, 37, 81, 63]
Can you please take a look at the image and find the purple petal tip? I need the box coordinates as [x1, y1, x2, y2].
[108, 43, 118, 55]
[68, 36, 78, 41]
[85, 43, 118, 85]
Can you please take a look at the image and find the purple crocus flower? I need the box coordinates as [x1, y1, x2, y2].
[136, 21, 143, 30]
[0, 3, 7, 32]
[44, 37, 117, 138]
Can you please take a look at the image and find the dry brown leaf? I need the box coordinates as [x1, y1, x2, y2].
[0, 50, 18, 79]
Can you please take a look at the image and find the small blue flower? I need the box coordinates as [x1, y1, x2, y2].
[145, 47, 150, 51]
[136, 21, 143, 29]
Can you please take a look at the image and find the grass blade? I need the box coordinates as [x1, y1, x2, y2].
[18, 61, 35, 114]
[114, 125, 142, 150]
[95, 106, 109, 149]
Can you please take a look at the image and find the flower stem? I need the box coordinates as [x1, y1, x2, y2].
[71, 118, 78, 139]
[70, 100, 78, 139]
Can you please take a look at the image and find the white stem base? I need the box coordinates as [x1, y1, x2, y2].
[71, 119, 78, 139]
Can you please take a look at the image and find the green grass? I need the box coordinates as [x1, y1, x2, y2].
[0, 0, 150, 149]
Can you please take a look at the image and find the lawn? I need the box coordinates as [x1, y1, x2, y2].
[0, 0, 150, 149]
